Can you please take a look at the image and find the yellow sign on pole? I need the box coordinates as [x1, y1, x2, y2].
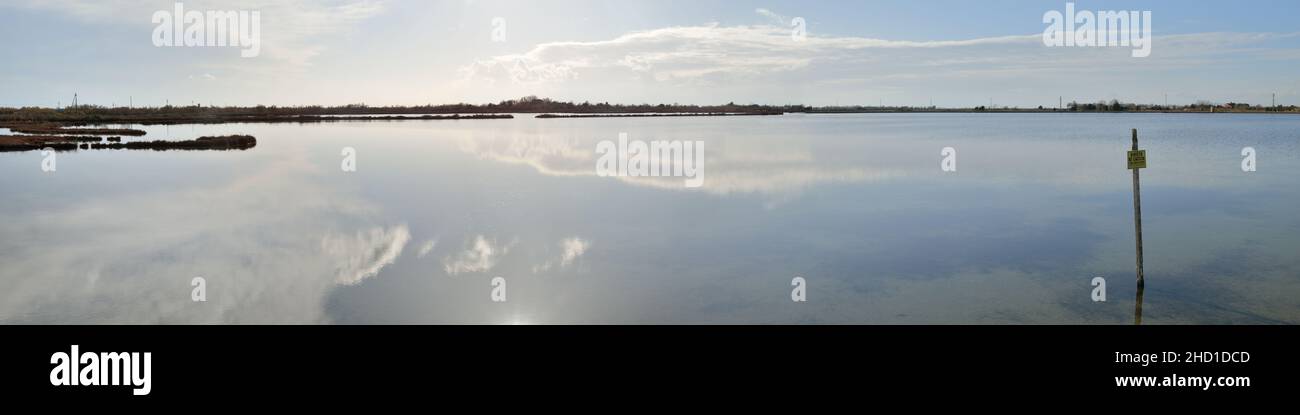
[1127, 149, 1147, 169]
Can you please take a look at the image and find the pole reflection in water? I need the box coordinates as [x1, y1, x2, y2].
[1135, 280, 1144, 325]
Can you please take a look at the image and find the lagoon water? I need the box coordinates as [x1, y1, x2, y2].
[1, 113, 1297, 324]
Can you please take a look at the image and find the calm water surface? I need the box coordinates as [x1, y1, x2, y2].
[1, 113, 1297, 324]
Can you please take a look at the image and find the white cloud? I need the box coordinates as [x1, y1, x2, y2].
[559, 237, 589, 266]
[442, 235, 514, 275]
[322, 225, 411, 286]
[532, 237, 590, 273]
[416, 238, 438, 258]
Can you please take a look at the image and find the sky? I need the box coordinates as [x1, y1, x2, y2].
[2, 0, 1299, 108]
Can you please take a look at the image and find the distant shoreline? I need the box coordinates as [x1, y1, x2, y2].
[5, 96, 1294, 125]
[1, 105, 1295, 153]
[3, 108, 1294, 127]
[0, 113, 512, 127]
[801, 109, 1300, 115]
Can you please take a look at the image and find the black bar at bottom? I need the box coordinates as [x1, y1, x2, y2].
[1, 325, 1294, 403]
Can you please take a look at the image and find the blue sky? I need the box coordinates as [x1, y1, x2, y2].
[2, 0, 1299, 107]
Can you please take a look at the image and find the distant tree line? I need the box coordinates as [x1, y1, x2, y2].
[1066, 99, 1298, 113]
[2, 95, 1296, 123]
[0, 96, 808, 123]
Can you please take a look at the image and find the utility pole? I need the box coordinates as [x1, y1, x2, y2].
[1128, 129, 1147, 325]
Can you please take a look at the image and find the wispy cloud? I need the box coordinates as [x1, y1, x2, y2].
[458, 133, 895, 201]
[322, 225, 411, 286]
[754, 8, 790, 26]
[416, 238, 438, 258]
[532, 237, 590, 273]
[459, 24, 1039, 87]
[442, 235, 515, 275]
[459, 21, 1300, 104]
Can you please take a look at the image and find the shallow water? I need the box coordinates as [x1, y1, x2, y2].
[1, 113, 1297, 324]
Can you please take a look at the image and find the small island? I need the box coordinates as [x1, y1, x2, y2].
[0, 134, 256, 152]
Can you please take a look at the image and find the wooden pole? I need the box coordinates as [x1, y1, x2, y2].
[1131, 129, 1145, 325]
